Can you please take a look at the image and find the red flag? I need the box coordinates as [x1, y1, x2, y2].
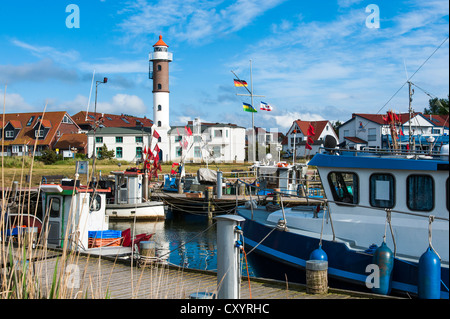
[154, 144, 160, 153]
[305, 143, 312, 150]
[307, 136, 314, 144]
[399, 128, 404, 136]
[143, 146, 147, 155]
[307, 124, 315, 136]
[185, 126, 192, 136]
[153, 130, 160, 139]
[154, 152, 159, 163]
[158, 163, 162, 172]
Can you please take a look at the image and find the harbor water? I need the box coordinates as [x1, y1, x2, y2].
[109, 209, 257, 277]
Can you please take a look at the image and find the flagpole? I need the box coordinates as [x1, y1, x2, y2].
[250, 59, 255, 163]
[231, 61, 264, 163]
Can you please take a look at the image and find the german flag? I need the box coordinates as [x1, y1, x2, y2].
[234, 79, 248, 87]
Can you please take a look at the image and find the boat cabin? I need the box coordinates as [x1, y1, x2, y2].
[110, 170, 144, 205]
[40, 179, 110, 250]
[253, 162, 308, 195]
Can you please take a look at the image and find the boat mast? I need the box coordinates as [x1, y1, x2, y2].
[408, 81, 413, 151]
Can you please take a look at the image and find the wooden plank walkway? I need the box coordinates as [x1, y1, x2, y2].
[5, 247, 395, 300]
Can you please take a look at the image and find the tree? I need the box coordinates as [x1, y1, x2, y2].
[423, 96, 449, 115]
[38, 149, 61, 164]
[97, 144, 115, 160]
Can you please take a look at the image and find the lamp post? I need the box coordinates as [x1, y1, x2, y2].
[91, 77, 108, 183]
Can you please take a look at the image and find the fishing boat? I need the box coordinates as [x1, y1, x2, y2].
[38, 179, 152, 257]
[251, 154, 310, 196]
[237, 136, 449, 298]
[105, 169, 165, 220]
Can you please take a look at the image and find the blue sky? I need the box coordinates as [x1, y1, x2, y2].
[1, 0, 448, 132]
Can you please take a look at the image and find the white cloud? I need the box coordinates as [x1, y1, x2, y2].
[11, 39, 80, 64]
[118, 0, 288, 44]
[1, 91, 34, 112]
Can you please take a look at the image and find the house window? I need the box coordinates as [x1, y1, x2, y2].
[96, 147, 102, 158]
[116, 136, 123, 143]
[26, 116, 35, 126]
[327, 172, 359, 205]
[407, 175, 434, 211]
[215, 130, 222, 138]
[62, 115, 71, 124]
[175, 135, 182, 142]
[95, 136, 103, 143]
[194, 136, 202, 143]
[370, 173, 395, 208]
[213, 146, 221, 158]
[35, 130, 44, 138]
[136, 147, 142, 159]
[135, 136, 143, 143]
[194, 146, 201, 158]
[5, 131, 14, 138]
[116, 147, 123, 159]
[368, 128, 377, 141]
[176, 147, 182, 157]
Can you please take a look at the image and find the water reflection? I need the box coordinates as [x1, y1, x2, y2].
[109, 212, 219, 271]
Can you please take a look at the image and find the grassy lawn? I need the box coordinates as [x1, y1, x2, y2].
[1, 157, 256, 188]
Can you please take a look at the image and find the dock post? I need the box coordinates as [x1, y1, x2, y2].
[206, 186, 214, 219]
[216, 171, 223, 199]
[216, 215, 245, 299]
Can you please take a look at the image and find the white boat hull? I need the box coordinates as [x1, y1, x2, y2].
[106, 201, 165, 220]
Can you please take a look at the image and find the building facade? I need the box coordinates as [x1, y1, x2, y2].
[338, 112, 449, 151]
[86, 127, 153, 163]
[1, 111, 81, 156]
[168, 119, 246, 163]
[283, 119, 338, 157]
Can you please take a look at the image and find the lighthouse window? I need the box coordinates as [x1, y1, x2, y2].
[407, 175, 434, 211]
[158, 121, 161, 127]
[158, 84, 162, 90]
[157, 65, 162, 71]
[327, 172, 359, 205]
[370, 173, 395, 208]
[158, 105, 162, 111]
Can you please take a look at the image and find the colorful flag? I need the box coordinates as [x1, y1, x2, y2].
[243, 102, 257, 113]
[307, 124, 315, 136]
[260, 101, 272, 111]
[234, 79, 248, 87]
[152, 130, 160, 139]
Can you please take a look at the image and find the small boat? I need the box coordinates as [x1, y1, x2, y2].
[238, 136, 449, 298]
[38, 179, 152, 257]
[251, 155, 310, 196]
[105, 169, 165, 220]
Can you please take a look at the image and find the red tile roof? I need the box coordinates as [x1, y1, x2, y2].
[344, 136, 367, 144]
[72, 111, 153, 128]
[1, 111, 79, 147]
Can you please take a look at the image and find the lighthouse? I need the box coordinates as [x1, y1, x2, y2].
[149, 35, 172, 162]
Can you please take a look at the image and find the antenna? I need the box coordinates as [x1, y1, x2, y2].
[403, 58, 409, 82]
[85, 69, 96, 121]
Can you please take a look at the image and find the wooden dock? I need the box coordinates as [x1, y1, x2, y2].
[1, 246, 398, 300]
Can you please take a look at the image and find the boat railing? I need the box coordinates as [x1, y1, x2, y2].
[318, 146, 446, 159]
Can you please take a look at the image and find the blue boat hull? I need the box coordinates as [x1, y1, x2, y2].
[239, 214, 449, 299]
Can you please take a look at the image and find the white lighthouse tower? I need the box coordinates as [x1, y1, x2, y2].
[149, 35, 172, 162]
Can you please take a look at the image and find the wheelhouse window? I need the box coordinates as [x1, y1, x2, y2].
[327, 172, 359, 205]
[370, 173, 395, 208]
[407, 175, 434, 211]
[90, 194, 102, 212]
[49, 197, 61, 218]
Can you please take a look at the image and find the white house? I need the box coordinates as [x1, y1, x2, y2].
[283, 119, 338, 157]
[168, 118, 246, 163]
[338, 112, 449, 151]
[87, 127, 153, 163]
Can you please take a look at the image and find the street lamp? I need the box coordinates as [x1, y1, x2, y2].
[92, 77, 108, 183]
